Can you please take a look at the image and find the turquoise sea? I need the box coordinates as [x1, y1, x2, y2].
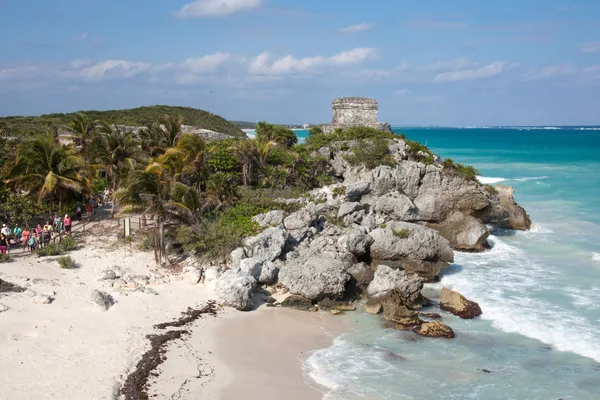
[270, 127, 600, 400]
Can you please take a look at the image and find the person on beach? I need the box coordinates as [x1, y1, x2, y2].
[85, 202, 93, 216]
[64, 214, 72, 236]
[35, 224, 42, 241]
[41, 227, 50, 248]
[1, 224, 10, 238]
[13, 225, 23, 247]
[21, 227, 30, 251]
[55, 216, 63, 235]
[44, 220, 53, 234]
[0, 234, 8, 254]
[27, 234, 37, 252]
[76, 205, 82, 221]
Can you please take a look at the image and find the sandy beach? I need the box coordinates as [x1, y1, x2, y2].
[0, 231, 342, 400]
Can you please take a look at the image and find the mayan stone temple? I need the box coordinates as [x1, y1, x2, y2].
[322, 97, 391, 133]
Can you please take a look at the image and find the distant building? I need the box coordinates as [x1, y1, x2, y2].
[302, 124, 310, 129]
[322, 97, 391, 134]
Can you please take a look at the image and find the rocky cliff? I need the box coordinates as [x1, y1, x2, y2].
[203, 136, 530, 336]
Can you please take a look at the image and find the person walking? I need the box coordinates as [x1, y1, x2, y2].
[13, 225, 23, 247]
[21, 227, 31, 251]
[1, 224, 10, 238]
[27, 234, 37, 252]
[0, 234, 8, 254]
[35, 224, 42, 241]
[64, 214, 72, 236]
[76, 205, 82, 221]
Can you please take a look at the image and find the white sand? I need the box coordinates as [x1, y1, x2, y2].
[0, 235, 344, 400]
[0, 244, 216, 400]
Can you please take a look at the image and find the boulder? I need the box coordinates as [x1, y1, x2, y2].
[337, 202, 363, 218]
[243, 227, 287, 262]
[203, 267, 222, 285]
[363, 300, 382, 314]
[317, 299, 356, 312]
[496, 185, 532, 230]
[230, 247, 246, 268]
[346, 262, 375, 296]
[184, 267, 202, 285]
[91, 290, 114, 310]
[283, 204, 319, 231]
[415, 321, 455, 338]
[429, 212, 490, 251]
[345, 181, 371, 202]
[374, 192, 420, 222]
[214, 268, 256, 311]
[337, 228, 373, 257]
[252, 210, 285, 227]
[240, 258, 263, 280]
[101, 270, 118, 280]
[439, 288, 482, 319]
[278, 257, 351, 301]
[32, 295, 53, 305]
[258, 261, 279, 285]
[280, 295, 316, 312]
[366, 265, 424, 306]
[369, 222, 454, 280]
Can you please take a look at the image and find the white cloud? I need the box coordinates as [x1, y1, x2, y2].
[584, 65, 600, 80]
[74, 60, 152, 79]
[423, 58, 479, 71]
[179, 52, 233, 73]
[175, 0, 263, 18]
[249, 48, 378, 75]
[581, 42, 600, 54]
[522, 64, 577, 80]
[433, 61, 509, 82]
[338, 23, 374, 34]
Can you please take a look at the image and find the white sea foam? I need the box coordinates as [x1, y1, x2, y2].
[528, 223, 554, 234]
[592, 252, 600, 262]
[477, 176, 506, 184]
[513, 176, 549, 181]
[441, 236, 600, 362]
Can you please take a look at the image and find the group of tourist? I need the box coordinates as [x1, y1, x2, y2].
[0, 215, 73, 254]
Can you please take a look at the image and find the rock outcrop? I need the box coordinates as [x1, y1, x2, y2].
[242, 227, 287, 262]
[278, 257, 351, 301]
[214, 268, 256, 311]
[496, 185, 532, 230]
[439, 288, 482, 319]
[429, 212, 490, 252]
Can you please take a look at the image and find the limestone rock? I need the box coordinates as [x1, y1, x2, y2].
[284, 204, 319, 231]
[258, 261, 279, 285]
[32, 295, 53, 305]
[280, 295, 316, 312]
[278, 256, 351, 301]
[240, 257, 263, 280]
[337, 228, 373, 257]
[101, 270, 117, 280]
[317, 299, 356, 311]
[184, 267, 202, 285]
[230, 247, 246, 268]
[429, 212, 490, 252]
[415, 321, 455, 338]
[439, 288, 482, 319]
[91, 290, 114, 310]
[345, 181, 371, 202]
[242, 227, 287, 262]
[252, 210, 285, 227]
[374, 191, 420, 221]
[337, 202, 363, 218]
[496, 185, 532, 230]
[145, 288, 158, 296]
[363, 300, 382, 314]
[366, 265, 424, 306]
[346, 262, 375, 296]
[214, 268, 256, 311]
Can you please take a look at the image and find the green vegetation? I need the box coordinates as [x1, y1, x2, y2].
[304, 126, 400, 152]
[406, 140, 435, 165]
[343, 138, 397, 170]
[57, 256, 76, 269]
[331, 186, 346, 198]
[255, 122, 298, 148]
[139, 236, 154, 251]
[442, 158, 480, 182]
[60, 236, 78, 251]
[0, 105, 246, 138]
[325, 213, 345, 227]
[0, 254, 10, 263]
[37, 243, 63, 257]
[392, 228, 410, 239]
[485, 184, 499, 195]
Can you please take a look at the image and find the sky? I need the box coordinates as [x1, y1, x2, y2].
[1, 0, 600, 126]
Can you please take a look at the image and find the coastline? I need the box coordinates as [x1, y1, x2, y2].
[148, 304, 346, 399]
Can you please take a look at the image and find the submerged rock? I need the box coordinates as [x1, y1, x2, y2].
[439, 288, 482, 319]
[415, 321, 455, 338]
[214, 268, 256, 311]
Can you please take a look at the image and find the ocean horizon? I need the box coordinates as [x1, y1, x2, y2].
[284, 126, 600, 400]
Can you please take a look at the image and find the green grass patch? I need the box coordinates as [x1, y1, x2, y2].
[343, 138, 397, 170]
[0, 254, 10, 263]
[392, 228, 410, 239]
[57, 256, 76, 269]
[442, 158, 480, 182]
[304, 126, 401, 152]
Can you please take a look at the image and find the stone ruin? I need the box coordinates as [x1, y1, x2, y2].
[322, 97, 391, 134]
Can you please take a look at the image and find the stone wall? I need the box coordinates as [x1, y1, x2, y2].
[322, 97, 390, 133]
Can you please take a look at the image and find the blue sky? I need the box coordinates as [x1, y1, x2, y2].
[1, 0, 600, 125]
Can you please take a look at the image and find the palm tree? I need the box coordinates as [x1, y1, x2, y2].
[157, 133, 213, 186]
[139, 115, 184, 157]
[230, 139, 276, 186]
[68, 112, 99, 156]
[7, 132, 90, 212]
[205, 172, 239, 210]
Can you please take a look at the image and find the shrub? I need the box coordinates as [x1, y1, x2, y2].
[255, 121, 298, 148]
[57, 256, 75, 269]
[60, 236, 78, 251]
[139, 236, 153, 251]
[343, 138, 397, 170]
[207, 139, 240, 173]
[380, 223, 387, 229]
[304, 126, 400, 151]
[392, 228, 410, 239]
[0, 254, 9, 263]
[37, 243, 63, 257]
[406, 140, 434, 165]
[485, 184, 499, 195]
[331, 186, 346, 198]
[325, 213, 345, 227]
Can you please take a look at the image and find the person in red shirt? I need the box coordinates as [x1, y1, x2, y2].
[64, 214, 72, 236]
